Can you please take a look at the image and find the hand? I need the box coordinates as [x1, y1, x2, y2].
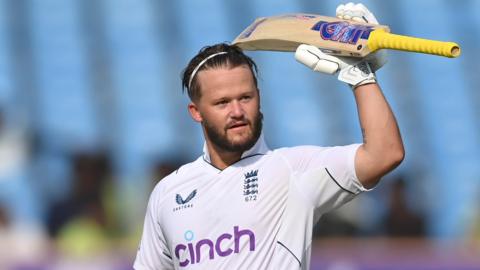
[296, 44, 377, 87]
[336, 2, 379, 24]
[336, 3, 387, 72]
[295, 2, 387, 88]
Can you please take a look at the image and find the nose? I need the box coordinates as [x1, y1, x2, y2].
[229, 100, 245, 118]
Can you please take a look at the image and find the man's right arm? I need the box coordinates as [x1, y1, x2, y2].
[134, 186, 174, 270]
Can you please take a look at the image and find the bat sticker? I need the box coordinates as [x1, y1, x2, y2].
[279, 14, 318, 20]
[312, 21, 373, 44]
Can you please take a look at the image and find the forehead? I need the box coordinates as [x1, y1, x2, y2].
[196, 65, 256, 99]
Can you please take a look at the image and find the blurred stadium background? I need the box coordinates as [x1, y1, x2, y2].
[0, 0, 479, 269]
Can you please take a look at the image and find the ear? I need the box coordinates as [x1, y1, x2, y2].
[188, 102, 203, 123]
[256, 87, 261, 110]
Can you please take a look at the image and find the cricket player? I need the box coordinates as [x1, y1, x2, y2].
[134, 3, 404, 269]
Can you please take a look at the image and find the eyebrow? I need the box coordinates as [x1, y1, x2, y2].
[211, 88, 256, 100]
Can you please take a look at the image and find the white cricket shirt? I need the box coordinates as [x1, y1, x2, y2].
[134, 134, 367, 270]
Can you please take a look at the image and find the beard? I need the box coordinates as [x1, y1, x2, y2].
[203, 111, 263, 153]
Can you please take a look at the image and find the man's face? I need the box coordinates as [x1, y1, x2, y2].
[189, 65, 262, 153]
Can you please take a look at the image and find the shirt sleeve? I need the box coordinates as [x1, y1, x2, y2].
[134, 187, 174, 270]
[277, 144, 369, 214]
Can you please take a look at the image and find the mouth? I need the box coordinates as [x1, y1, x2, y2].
[227, 122, 249, 131]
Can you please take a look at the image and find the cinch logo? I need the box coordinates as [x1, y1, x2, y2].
[311, 21, 374, 44]
[174, 226, 256, 267]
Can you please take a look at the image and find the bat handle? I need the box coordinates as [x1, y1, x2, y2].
[367, 29, 461, 58]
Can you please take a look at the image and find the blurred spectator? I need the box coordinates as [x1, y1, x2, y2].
[0, 204, 9, 227]
[0, 203, 49, 269]
[466, 185, 480, 242]
[0, 107, 39, 224]
[46, 151, 113, 257]
[313, 194, 379, 238]
[0, 108, 49, 268]
[313, 211, 359, 237]
[0, 204, 13, 269]
[383, 178, 426, 237]
[150, 159, 185, 185]
[0, 109, 29, 179]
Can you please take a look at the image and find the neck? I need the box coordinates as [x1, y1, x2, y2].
[206, 141, 242, 170]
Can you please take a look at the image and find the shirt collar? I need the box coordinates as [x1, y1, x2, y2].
[202, 132, 270, 163]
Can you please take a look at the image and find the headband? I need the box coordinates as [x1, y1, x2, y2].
[188, 52, 228, 90]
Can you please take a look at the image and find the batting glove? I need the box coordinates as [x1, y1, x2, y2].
[295, 2, 387, 88]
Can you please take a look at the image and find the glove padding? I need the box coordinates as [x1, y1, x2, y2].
[295, 2, 387, 88]
[336, 2, 379, 24]
[295, 44, 377, 87]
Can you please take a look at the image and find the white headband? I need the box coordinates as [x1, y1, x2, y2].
[188, 52, 228, 90]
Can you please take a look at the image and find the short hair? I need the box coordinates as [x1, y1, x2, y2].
[181, 43, 259, 102]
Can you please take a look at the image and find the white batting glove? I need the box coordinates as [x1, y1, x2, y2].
[295, 2, 387, 88]
[336, 2, 379, 24]
[336, 2, 387, 71]
[296, 45, 376, 87]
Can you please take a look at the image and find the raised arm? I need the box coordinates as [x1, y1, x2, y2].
[353, 83, 404, 188]
[295, 2, 404, 188]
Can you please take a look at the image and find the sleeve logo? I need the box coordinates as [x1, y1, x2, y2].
[173, 189, 197, 212]
[176, 190, 197, 205]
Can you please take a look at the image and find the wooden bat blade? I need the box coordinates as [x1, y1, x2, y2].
[232, 14, 387, 57]
[233, 13, 460, 58]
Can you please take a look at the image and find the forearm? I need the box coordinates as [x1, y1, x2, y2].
[353, 83, 404, 188]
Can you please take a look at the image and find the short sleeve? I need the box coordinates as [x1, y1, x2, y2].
[134, 188, 174, 270]
[277, 144, 368, 214]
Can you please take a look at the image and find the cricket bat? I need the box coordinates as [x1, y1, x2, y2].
[232, 14, 460, 58]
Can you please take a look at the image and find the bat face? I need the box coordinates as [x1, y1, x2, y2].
[233, 14, 389, 57]
[233, 14, 460, 58]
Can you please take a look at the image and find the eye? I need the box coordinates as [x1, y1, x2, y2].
[240, 95, 252, 102]
[215, 99, 228, 106]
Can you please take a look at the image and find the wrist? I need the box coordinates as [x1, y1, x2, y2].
[351, 81, 377, 91]
[338, 61, 377, 88]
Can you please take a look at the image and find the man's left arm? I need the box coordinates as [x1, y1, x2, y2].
[353, 82, 404, 188]
[295, 2, 404, 189]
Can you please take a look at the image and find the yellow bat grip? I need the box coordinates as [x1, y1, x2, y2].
[368, 29, 461, 58]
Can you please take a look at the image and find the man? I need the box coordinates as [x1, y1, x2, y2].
[134, 3, 404, 269]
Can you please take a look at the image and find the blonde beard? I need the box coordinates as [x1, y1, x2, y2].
[203, 112, 263, 153]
